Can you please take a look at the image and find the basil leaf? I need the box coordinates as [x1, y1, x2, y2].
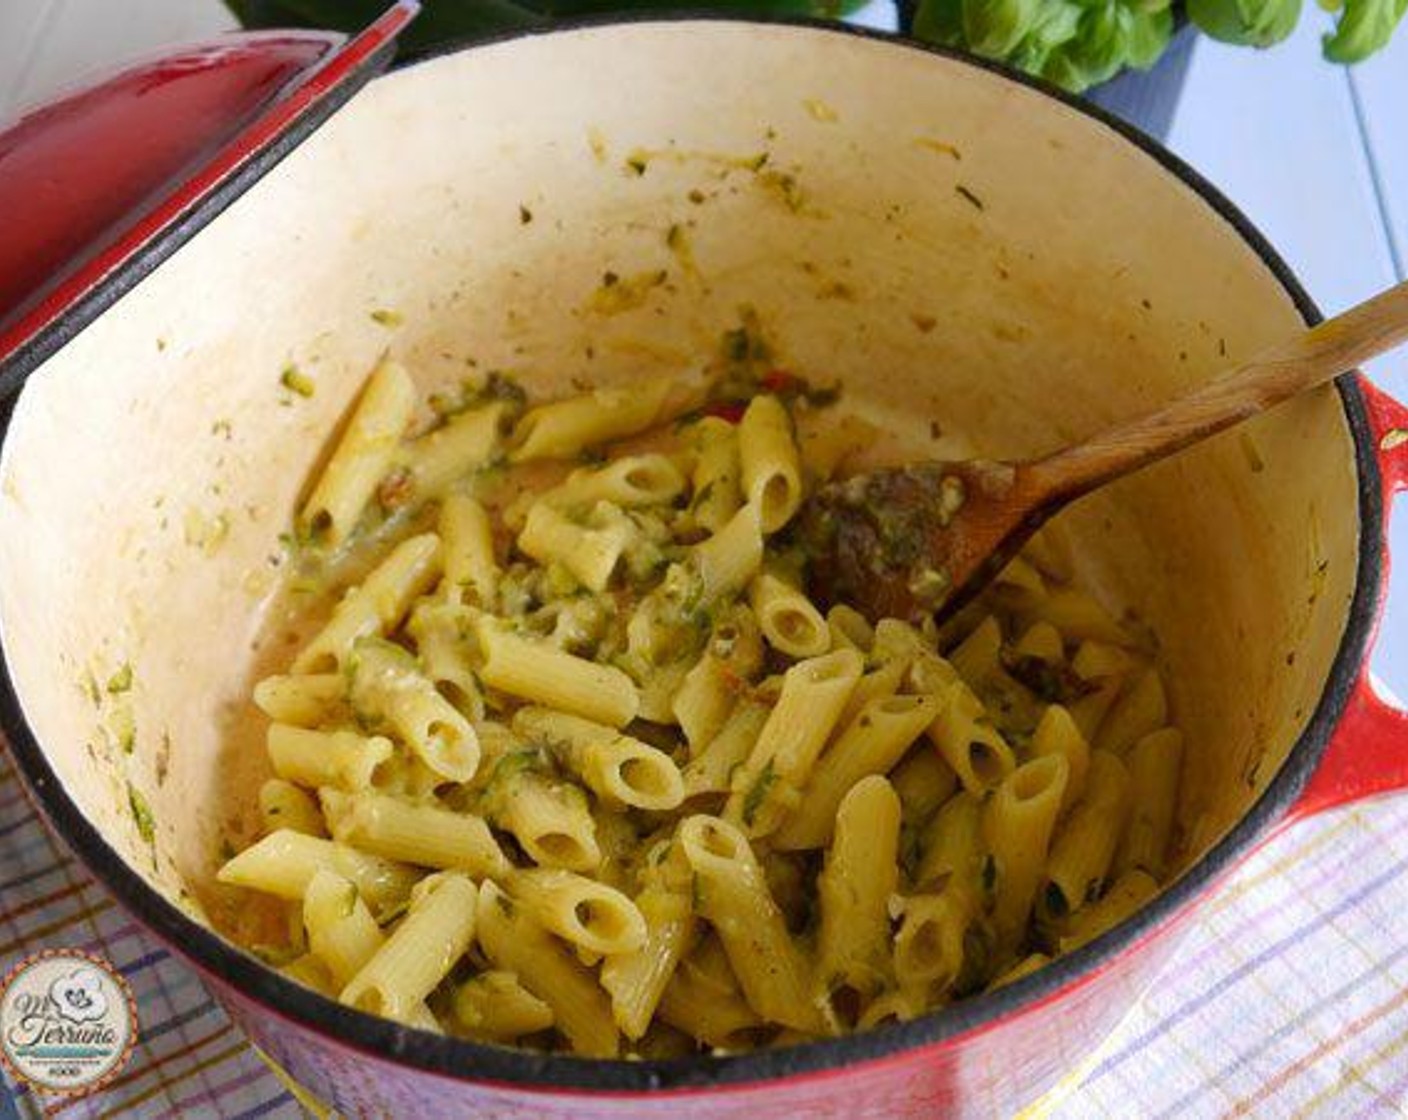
[1322, 0, 1407, 60]
[913, 0, 967, 44]
[1126, 5, 1174, 66]
[1187, 0, 1301, 47]
[961, 0, 1044, 57]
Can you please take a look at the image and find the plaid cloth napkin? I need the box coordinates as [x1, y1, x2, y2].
[4, 748, 1408, 1119]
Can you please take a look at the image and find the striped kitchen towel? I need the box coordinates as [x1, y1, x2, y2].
[4, 747, 1408, 1118]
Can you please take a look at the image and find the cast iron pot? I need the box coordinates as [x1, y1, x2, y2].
[0, 13, 1405, 1118]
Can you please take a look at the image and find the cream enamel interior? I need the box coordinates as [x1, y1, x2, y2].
[0, 24, 1359, 943]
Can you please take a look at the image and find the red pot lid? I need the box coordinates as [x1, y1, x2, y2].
[0, 3, 419, 381]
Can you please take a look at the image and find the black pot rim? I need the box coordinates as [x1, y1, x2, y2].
[0, 12, 1383, 1097]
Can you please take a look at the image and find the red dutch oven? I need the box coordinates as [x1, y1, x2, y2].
[0, 7, 1405, 1117]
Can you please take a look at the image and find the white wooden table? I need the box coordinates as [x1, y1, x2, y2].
[2, 4, 1407, 1118]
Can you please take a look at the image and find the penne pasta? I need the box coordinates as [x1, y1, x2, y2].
[320, 789, 509, 878]
[924, 682, 1016, 793]
[914, 791, 984, 895]
[678, 815, 826, 1034]
[513, 707, 683, 811]
[510, 377, 674, 462]
[476, 880, 620, 1057]
[401, 402, 506, 496]
[341, 873, 479, 1023]
[737, 395, 803, 532]
[1043, 751, 1132, 919]
[232, 361, 1190, 1049]
[681, 699, 770, 798]
[686, 418, 743, 534]
[302, 868, 385, 989]
[266, 724, 393, 792]
[725, 648, 863, 836]
[773, 694, 939, 850]
[517, 501, 634, 592]
[658, 935, 763, 1049]
[508, 868, 647, 955]
[601, 869, 697, 1040]
[672, 652, 740, 756]
[985, 755, 1070, 953]
[544, 454, 687, 511]
[299, 357, 416, 545]
[1115, 728, 1184, 878]
[1030, 704, 1091, 812]
[217, 830, 417, 918]
[258, 779, 327, 837]
[892, 890, 967, 994]
[1094, 667, 1168, 756]
[293, 533, 442, 673]
[750, 571, 830, 659]
[452, 970, 555, 1042]
[478, 620, 639, 727]
[1058, 869, 1159, 953]
[816, 776, 901, 998]
[890, 748, 960, 830]
[349, 639, 480, 782]
[690, 502, 764, 605]
[826, 604, 875, 655]
[252, 673, 344, 727]
[480, 755, 601, 872]
[440, 493, 499, 608]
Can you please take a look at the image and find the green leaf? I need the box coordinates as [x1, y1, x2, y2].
[1322, 0, 1407, 60]
[961, 0, 1044, 57]
[1039, 2, 1134, 89]
[914, 0, 967, 43]
[1186, 0, 1302, 47]
[1126, 6, 1174, 67]
[1009, 0, 1083, 71]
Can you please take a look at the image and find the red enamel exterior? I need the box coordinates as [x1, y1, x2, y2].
[1291, 378, 1408, 821]
[218, 934, 1181, 1118]
[1, 15, 1407, 1119]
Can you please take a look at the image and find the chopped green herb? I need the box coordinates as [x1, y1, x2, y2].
[955, 185, 985, 211]
[370, 308, 403, 327]
[741, 759, 777, 827]
[81, 670, 101, 707]
[128, 783, 156, 846]
[106, 662, 133, 694]
[625, 155, 648, 176]
[280, 364, 315, 398]
[113, 708, 136, 755]
[519, 204, 534, 224]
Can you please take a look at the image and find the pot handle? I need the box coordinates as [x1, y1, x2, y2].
[1291, 375, 1408, 820]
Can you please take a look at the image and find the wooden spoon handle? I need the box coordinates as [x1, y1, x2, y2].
[1025, 277, 1408, 506]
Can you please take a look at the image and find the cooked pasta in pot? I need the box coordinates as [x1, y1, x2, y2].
[218, 332, 1185, 1056]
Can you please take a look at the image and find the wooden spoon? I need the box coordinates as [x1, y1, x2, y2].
[801, 278, 1408, 624]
